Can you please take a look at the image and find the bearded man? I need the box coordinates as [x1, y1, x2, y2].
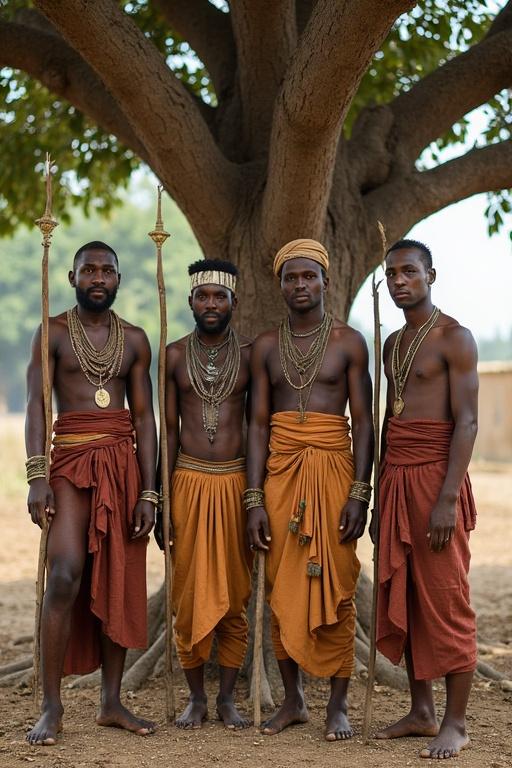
[26, 242, 157, 745]
[155, 260, 252, 729]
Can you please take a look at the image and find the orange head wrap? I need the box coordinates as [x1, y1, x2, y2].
[273, 239, 329, 276]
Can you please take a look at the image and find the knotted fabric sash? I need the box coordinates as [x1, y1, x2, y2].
[50, 409, 147, 675]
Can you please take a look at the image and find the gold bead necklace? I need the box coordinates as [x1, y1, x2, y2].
[391, 306, 440, 416]
[67, 306, 124, 408]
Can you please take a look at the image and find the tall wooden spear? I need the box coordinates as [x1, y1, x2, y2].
[148, 185, 175, 721]
[33, 154, 59, 706]
[252, 550, 266, 727]
[362, 220, 387, 743]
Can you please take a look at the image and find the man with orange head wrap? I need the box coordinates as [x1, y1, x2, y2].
[246, 239, 373, 741]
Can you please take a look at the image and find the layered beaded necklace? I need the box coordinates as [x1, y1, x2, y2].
[391, 306, 440, 416]
[67, 305, 124, 408]
[186, 327, 241, 442]
[279, 312, 333, 422]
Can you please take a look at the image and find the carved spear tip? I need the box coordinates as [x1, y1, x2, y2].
[36, 153, 58, 242]
[148, 184, 170, 245]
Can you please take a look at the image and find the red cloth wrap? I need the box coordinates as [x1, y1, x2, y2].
[377, 418, 477, 680]
[49, 409, 147, 675]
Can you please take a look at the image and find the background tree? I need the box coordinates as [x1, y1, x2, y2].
[1, 0, 511, 332]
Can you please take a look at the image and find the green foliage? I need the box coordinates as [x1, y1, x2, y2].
[0, 179, 201, 409]
[0, 0, 510, 237]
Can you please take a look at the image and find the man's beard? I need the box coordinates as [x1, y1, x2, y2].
[193, 308, 232, 335]
[75, 285, 117, 313]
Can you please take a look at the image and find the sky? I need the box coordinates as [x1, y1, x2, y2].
[348, 193, 512, 342]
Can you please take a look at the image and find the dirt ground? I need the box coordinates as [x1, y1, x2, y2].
[1, 415, 511, 768]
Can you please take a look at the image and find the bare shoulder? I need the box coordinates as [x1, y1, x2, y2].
[166, 334, 188, 363]
[49, 311, 69, 331]
[46, 312, 69, 344]
[120, 319, 150, 348]
[383, 328, 400, 351]
[331, 318, 368, 353]
[239, 333, 253, 349]
[253, 327, 278, 353]
[438, 315, 477, 363]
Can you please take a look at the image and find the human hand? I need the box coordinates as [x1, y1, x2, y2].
[132, 499, 155, 539]
[247, 506, 271, 551]
[27, 478, 55, 528]
[428, 497, 456, 552]
[339, 498, 367, 543]
[154, 509, 174, 551]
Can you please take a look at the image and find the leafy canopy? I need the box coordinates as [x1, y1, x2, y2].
[0, 0, 510, 236]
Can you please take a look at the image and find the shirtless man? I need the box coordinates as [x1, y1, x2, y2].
[373, 239, 478, 759]
[155, 260, 252, 729]
[246, 239, 373, 741]
[25, 241, 157, 745]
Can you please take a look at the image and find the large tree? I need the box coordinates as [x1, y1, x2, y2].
[1, 0, 511, 332]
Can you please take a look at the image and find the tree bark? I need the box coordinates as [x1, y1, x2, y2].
[23, 0, 511, 330]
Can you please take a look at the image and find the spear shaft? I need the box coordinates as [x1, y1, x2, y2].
[362, 221, 386, 743]
[148, 186, 174, 721]
[33, 154, 58, 707]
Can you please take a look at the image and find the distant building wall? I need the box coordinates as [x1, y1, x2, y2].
[474, 362, 512, 462]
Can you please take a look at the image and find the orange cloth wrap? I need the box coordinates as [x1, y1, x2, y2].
[49, 409, 147, 676]
[171, 455, 252, 669]
[377, 418, 477, 680]
[265, 412, 360, 678]
[273, 239, 329, 276]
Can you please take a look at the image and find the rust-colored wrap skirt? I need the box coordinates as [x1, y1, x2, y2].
[50, 409, 147, 675]
[377, 418, 477, 680]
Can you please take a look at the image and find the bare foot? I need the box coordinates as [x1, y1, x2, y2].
[175, 696, 208, 730]
[420, 722, 470, 759]
[325, 703, 353, 741]
[376, 709, 439, 740]
[261, 697, 308, 736]
[26, 705, 63, 746]
[96, 702, 156, 735]
[216, 694, 250, 730]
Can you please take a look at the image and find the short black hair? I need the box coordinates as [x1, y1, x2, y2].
[73, 241, 119, 269]
[188, 259, 239, 277]
[386, 239, 433, 270]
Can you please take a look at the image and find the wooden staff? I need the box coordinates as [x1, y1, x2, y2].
[362, 220, 386, 743]
[148, 186, 175, 721]
[252, 550, 266, 727]
[33, 154, 59, 707]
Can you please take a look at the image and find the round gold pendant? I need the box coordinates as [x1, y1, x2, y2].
[95, 387, 110, 408]
[393, 396, 405, 416]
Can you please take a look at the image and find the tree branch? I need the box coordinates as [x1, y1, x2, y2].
[390, 25, 512, 164]
[485, 0, 512, 37]
[261, 0, 414, 243]
[152, 0, 236, 99]
[34, 0, 241, 249]
[365, 141, 512, 255]
[230, 0, 296, 156]
[0, 20, 148, 160]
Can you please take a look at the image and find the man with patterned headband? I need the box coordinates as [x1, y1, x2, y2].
[155, 259, 252, 729]
[246, 239, 373, 741]
[372, 240, 478, 759]
[25, 241, 157, 745]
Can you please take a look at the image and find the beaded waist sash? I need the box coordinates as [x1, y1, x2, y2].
[175, 451, 245, 475]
